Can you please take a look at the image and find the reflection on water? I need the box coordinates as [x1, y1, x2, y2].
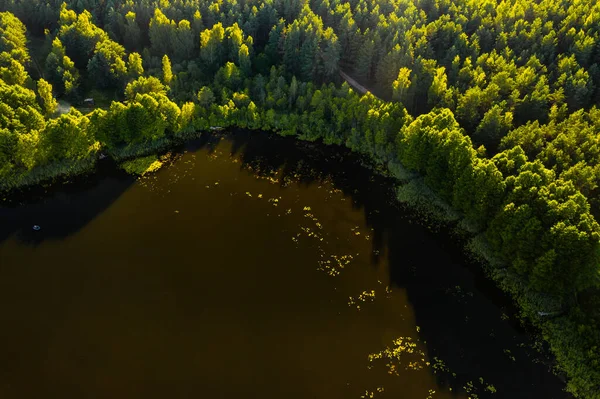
[0, 131, 566, 399]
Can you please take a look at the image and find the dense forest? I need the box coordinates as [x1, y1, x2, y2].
[1, 0, 600, 396]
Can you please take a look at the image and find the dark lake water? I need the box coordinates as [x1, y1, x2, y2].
[0, 131, 567, 399]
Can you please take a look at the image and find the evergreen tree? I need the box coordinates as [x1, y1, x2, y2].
[162, 54, 173, 86]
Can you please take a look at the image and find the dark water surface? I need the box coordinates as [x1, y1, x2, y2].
[0, 131, 567, 399]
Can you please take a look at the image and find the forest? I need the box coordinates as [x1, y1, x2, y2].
[1, 0, 600, 396]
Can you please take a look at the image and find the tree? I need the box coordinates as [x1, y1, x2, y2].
[40, 109, 94, 162]
[556, 55, 594, 111]
[93, 93, 180, 148]
[456, 86, 485, 132]
[281, 8, 340, 81]
[87, 39, 128, 89]
[125, 76, 167, 100]
[149, 8, 176, 56]
[0, 79, 45, 135]
[174, 19, 194, 62]
[124, 11, 142, 51]
[355, 34, 375, 80]
[178, 102, 196, 135]
[45, 37, 80, 96]
[200, 22, 225, 71]
[214, 62, 242, 92]
[127, 52, 144, 79]
[392, 68, 412, 104]
[58, 6, 108, 69]
[238, 44, 252, 76]
[428, 67, 452, 107]
[191, 10, 203, 45]
[474, 104, 514, 151]
[0, 11, 30, 65]
[319, 28, 340, 80]
[162, 54, 173, 86]
[0, 54, 28, 85]
[37, 79, 57, 117]
[288, 76, 298, 108]
[197, 86, 215, 107]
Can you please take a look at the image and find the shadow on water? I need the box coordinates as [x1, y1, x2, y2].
[208, 129, 567, 399]
[0, 160, 135, 247]
[0, 132, 272, 248]
[0, 129, 567, 398]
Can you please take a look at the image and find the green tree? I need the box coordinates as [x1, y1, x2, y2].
[127, 52, 144, 79]
[149, 8, 176, 56]
[0, 54, 28, 85]
[124, 11, 142, 51]
[0, 11, 30, 65]
[45, 37, 80, 96]
[40, 109, 94, 162]
[174, 19, 194, 62]
[162, 54, 173, 86]
[238, 44, 252, 76]
[556, 55, 594, 111]
[474, 104, 514, 151]
[87, 39, 128, 89]
[200, 22, 225, 71]
[197, 86, 215, 108]
[392, 68, 412, 104]
[58, 5, 108, 69]
[36, 78, 57, 117]
[125, 76, 167, 100]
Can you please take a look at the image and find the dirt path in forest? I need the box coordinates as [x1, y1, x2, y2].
[340, 70, 377, 98]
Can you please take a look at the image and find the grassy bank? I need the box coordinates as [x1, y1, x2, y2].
[119, 154, 164, 175]
[107, 137, 173, 162]
[0, 154, 98, 194]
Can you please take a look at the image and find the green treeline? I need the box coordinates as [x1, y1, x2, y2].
[1, 0, 600, 396]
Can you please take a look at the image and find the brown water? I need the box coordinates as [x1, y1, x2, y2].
[0, 131, 567, 399]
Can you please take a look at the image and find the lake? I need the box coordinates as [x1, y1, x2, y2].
[0, 131, 567, 398]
